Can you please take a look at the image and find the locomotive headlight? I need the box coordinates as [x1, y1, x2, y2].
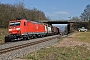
[16, 28, 20, 30]
[9, 29, 12, 31]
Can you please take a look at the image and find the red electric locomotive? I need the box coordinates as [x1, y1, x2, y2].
[5, 19, 46, 42]
[5, 19, 61, 42]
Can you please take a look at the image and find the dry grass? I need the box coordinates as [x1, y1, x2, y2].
[21, 46, 90, 60]
[0, 28, 8, 43]
[72, 32, 90, 43]
[20, 32, 90, 60]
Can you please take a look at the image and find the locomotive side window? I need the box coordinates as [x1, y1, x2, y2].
[24, 22, 26, 26]
[10, 22, 20, 26]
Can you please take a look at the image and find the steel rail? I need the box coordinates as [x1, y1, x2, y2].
[0, 36, 59, 55]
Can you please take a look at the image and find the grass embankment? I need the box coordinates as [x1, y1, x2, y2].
[74, 32, 90, 43]
[0, 28, 8, 43]
[20, 32, 90, 60]
[22, 46, 90, 60]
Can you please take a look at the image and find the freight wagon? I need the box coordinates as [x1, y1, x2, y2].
[52, 26, 60, 35]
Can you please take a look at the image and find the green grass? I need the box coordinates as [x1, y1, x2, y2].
[74, 32, 90, 43]
[0, 28, 8, 43]
[21, 46, 90, 60]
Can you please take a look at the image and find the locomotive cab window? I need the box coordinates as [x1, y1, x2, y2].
[10, 22, 20, 26]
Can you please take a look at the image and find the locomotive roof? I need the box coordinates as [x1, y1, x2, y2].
[10, 19, 41, 24]
[27, 20, 40, 24]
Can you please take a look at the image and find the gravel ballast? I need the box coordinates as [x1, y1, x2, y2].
[0, 35, 60, 60]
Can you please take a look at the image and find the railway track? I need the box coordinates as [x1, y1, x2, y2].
[0, 35, 60, 55]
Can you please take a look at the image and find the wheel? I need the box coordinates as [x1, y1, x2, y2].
[79, 30, 80, 32]
[27, 35, 30, 40]
[37, 34, 41, 38]
[30, 34, 34, 39]
[40, 35, 43, 38]
[84, 30, 86, 32]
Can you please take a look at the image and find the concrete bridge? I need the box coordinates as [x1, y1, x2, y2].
[41, 20, 87, 34]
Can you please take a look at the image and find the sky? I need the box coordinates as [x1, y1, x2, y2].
[0, 0, 90, 20]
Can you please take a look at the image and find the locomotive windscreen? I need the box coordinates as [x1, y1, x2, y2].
[10, 22, 20, 26]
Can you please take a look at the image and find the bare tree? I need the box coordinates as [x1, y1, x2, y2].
[0, 3, 48, 28]
[80, 4, 90, 21]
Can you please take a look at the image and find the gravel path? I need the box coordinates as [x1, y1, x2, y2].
[53, 33, 90, 50]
